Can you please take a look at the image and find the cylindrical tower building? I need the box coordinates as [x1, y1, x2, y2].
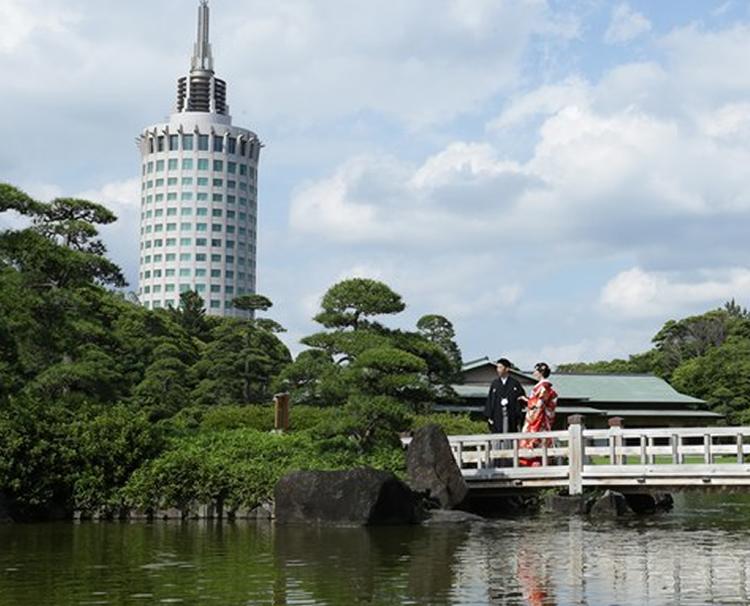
[137, 0, 260, 317]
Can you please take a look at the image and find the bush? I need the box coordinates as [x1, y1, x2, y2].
[411, 412, 486, 436]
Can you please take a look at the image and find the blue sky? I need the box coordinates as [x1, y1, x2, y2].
[2, 0, 750, 368]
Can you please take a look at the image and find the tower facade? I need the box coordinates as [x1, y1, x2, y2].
[137, 0, 259, 316]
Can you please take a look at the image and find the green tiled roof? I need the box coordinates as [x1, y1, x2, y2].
[549, 374, 705, 404]
[455, 364, 707, 406]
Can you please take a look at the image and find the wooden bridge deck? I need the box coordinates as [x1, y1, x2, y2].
[443, 420, 750, 495]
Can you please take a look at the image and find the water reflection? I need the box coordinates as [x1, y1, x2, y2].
[1, 494, 750, 605]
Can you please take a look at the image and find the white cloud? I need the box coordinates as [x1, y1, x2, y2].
[0, 0, 72, 53]
[600, 267, 750, 318]
[604, 3, 652, 45]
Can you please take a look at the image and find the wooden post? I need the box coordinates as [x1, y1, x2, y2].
[671, 433, 680, 464]
[568, 415, 584, 496]
[608, 417, 625, 465]
[640, 435, 647, 465]
[703, 434, 712, 464]
[738, 434, 745, 464]
[274, 392, 290, 432]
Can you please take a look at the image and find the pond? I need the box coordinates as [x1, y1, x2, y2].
[1, 493, 750, 605]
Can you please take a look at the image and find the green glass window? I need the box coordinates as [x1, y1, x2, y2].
[213, 160, 223, 172]
[211, 254, 221, 262]
[182, 134, 194, 151]
[196, 239, 207, 247]
[212, 209, 222, 217]
[169, 135, 179, 151]
[213, 137, 223, 153]
[210, 300, 221, 309]
[197, 177, 209, 186]
[168, 158, 178, 170]
[179, 253, 191, 261]
[167, 193, 177, 201]
[179, 268, 191, 277]
[181, 192, 193, 201]
[180, 222, 191, 230]
[197, 193, 208, 201]
[210, 269, 221, 278]
[167, 177, 178, 186]
[195, 284, 206, 292]
[239, 164, 247, 176]
[181, 208, 192, 216]
[227, 195, 236, 205]
[197, 159, 209, 170]
[165, 268, 176, 276]
[212, 224, 222, 232]
[196, 223, 207, 232]
[165, 284, 175, 292]
[182, 158, 193, 170]
[155, 160, 164, 171]
[227, 162, 236, 174]
[196, 208, 208, 216]
[181, 177, 193, 186]
[212, 194, 223, 202]
[180, 238, 191, 246]
[213, 178, 223, 187]
[198, 135, 209, 151]
[210, 284, 221, 293]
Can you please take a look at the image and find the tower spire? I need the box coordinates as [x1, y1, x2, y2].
[191, 0, 213, 72]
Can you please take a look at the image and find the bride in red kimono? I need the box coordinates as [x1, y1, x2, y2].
[519, 362, 558, 467]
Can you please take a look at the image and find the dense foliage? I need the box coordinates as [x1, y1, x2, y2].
[0, 184, 466, 519]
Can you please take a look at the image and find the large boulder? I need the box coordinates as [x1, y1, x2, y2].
[274, 468, 421, 525]
[406, 424, 468, 509]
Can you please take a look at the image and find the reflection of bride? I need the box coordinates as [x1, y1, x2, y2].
[516, 544, 554, 606]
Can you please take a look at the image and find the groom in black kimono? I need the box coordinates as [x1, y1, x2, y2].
[484, 358, 526, 434]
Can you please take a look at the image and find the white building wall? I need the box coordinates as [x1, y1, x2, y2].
[137, 112, 260, 317]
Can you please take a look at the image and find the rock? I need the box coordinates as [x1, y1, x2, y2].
[423, 510, 485, 525]
[624, 492, 674, 514]
[545, 494, 586, 515]
[274, 468, 421, 525]
[230, 501, 274, 520]
[589, 490, 630, 517]
[406, 424, 468, 509]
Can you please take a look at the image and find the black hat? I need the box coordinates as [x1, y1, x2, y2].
[496, 357, 512, 368]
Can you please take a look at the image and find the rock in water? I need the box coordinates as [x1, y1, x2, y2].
[406, 424, 468, 509]
[589, 490, 630, 517]
[274, 468, 420, 525]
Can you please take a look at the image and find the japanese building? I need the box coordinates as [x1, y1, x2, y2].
[442, 357, 722, 429]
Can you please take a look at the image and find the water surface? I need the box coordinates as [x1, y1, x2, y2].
[2, 493, 750, 605]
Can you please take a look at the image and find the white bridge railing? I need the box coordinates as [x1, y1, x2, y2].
[447, 418, 750, 495]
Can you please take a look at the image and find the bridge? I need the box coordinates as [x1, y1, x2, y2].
[445, 416, 750, 495]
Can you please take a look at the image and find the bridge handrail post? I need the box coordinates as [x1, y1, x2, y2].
[567, 415, 584, 496]
[608, 417, 625, 465]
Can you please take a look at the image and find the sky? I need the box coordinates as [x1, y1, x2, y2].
[2, 0, 750, 369]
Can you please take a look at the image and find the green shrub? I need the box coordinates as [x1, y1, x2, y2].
[411, 412, 486, 436]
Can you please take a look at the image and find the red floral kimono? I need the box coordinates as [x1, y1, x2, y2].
[519, 380, 558, 467]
